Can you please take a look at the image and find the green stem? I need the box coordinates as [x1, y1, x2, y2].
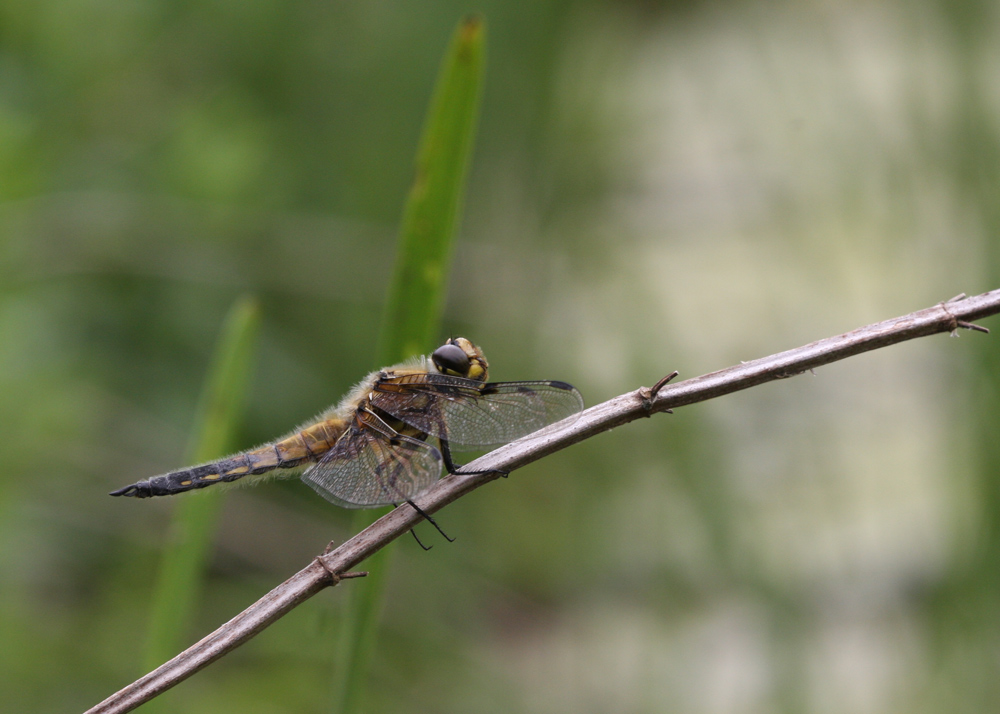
[332, 16, 486, 714]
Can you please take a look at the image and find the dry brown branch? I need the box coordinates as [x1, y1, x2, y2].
[85, 289, 1000, 714]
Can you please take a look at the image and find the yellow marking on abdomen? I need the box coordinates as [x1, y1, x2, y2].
[239, 418, 348, 473]
[127, 418, 352, 498]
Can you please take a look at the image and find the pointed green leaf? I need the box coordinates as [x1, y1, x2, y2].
[333, 16, 486, 714]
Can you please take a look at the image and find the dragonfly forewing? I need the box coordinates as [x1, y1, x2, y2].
[374, 375, 584, 447]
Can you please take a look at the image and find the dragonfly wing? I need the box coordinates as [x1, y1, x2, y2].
[374, 375, 584, 447]
[302, 410, 443, 508]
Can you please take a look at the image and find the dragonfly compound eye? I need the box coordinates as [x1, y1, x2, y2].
[432, 343, 471, 376]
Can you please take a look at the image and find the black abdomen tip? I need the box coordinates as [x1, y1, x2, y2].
[109, 482, 150, 498]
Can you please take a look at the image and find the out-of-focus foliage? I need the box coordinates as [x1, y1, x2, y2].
[1, 1, 999, 713]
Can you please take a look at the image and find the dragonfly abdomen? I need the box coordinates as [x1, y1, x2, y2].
[110, 419, 345, 498]
[110, 453, 259, 498]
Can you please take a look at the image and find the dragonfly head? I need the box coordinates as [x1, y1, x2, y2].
[432, 337, 488, 382]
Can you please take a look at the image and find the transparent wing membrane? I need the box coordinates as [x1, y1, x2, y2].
[374, 375, 584, 446]
[301, 409, 443, 508]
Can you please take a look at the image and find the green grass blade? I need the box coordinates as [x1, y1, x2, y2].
[376, 15, 486, 365]
[142, 296, 261, 672]
[333, 16, 486, 714]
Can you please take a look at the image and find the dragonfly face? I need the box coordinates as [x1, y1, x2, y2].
[111, 337, 583, 509]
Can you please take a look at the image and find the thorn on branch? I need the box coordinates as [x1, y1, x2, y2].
[957, 320, 990, 334]
[313, 555, 369, 585]
[940, 299, 990, 336]
[640, 371, 679, 414]
[339, 571, 369, 580]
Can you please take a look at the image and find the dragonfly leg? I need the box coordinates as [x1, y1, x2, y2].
[392, 501, 432, 550]
[390, 500, 450, 548]
[440, 439, 509, 479]
[405, 499, 455, 543]
[409, 527, 433, 551]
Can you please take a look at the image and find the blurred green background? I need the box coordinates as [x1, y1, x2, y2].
[2, 1, 1000, 712]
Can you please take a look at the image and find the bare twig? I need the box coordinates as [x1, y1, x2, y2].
[85, 289, 1000, 714]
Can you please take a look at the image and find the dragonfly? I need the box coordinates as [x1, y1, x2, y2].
[111, 337, 583, 513]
